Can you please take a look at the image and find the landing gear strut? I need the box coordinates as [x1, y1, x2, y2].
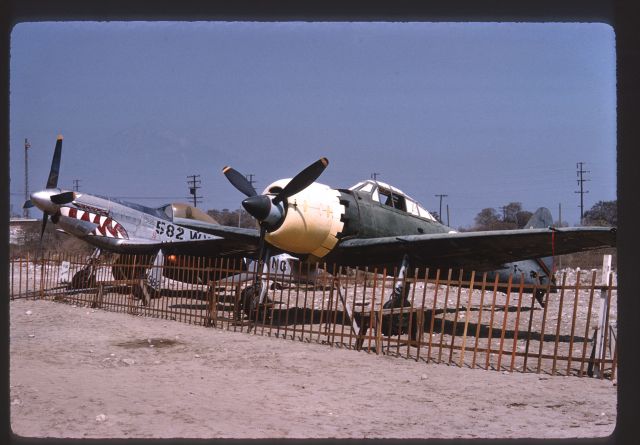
[355, 255, 419, 350]
[239, 281, 272, 322]
[239, 244, 274, 322]
[381, 254, 416, 338]
[68, 248, 100, 290]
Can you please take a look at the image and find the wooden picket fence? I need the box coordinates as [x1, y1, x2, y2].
[9, 252, 617, 379]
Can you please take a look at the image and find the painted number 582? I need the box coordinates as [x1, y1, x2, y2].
[156, 221, 184, 240]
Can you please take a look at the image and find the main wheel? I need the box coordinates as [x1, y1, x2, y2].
[69, 268, 96, 290]
[240, 284, 272, 322]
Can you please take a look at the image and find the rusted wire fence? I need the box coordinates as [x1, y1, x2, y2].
[9, 252, 617, 379]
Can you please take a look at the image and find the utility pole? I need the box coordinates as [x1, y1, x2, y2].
[446, 204, 450, 227]
[499, 205, 507, 221]
[558, 203, 562, 227]
[575, 162, 590, 224]
[371, 172, 380, 181]
[73, 179, 81, 191]
[245, 174, 256, 190]
[23, 138, 30, 218]
[434, 194, 447, 223]
[434, 194, 448, 224]
[187, 174, 203, 207]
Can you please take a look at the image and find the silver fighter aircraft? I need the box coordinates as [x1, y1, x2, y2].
[24, 136, 283, 302]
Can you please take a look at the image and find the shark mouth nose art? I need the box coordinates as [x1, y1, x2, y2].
[60, 207, 129, 239]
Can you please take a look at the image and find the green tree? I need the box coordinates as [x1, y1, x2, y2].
[473, 208, 501, 230]
[502, 202, 522, 225]
[207, 208, 258, 229]
[473, 204, 535, 231]
[583, 200, 617, 227]
[515, 210, 533, 228]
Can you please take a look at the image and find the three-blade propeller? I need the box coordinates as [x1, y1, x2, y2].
[223, 157, 328, 229]
[222, 157, 329, 263]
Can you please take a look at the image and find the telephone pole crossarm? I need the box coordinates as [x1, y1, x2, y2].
[187, 174, 203, 207]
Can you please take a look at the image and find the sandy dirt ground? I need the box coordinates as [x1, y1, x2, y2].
[10, 298, 616, 440]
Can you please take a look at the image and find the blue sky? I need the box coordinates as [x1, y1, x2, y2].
[9, 21, 616, 228]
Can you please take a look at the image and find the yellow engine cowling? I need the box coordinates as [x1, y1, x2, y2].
[264, 180, 345, 258]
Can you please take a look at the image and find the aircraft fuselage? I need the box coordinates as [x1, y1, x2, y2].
[32, 189, 218, 254]
[255, 178, 554, 289]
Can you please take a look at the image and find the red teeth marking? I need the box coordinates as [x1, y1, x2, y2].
[115, 223, 128, 239]
[69, 208, 77, 219]
[106, 222, 117, 237]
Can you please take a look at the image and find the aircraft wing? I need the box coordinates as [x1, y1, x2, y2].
[172, 222, 261, 246]
[117, 235, 260, 259]
[159, 222, 264, 257]
[159, 237, 260, 258]
[333, 226, 616, 271]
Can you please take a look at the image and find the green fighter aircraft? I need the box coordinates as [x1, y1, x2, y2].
[210, 157, 615, 318]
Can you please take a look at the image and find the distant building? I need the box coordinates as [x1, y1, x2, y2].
[9, 218, 40, 246]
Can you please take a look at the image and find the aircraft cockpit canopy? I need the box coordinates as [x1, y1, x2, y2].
[161, 203, 219, 224]
[349, 180, 437, 221]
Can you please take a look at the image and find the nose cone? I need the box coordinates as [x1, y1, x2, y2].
[242, 195, 287, 230]
[242, 195, 272, 221]
[30, 190, 59, 214]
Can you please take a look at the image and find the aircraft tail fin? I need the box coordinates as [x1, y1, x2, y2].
[524, 207, 554, 229]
